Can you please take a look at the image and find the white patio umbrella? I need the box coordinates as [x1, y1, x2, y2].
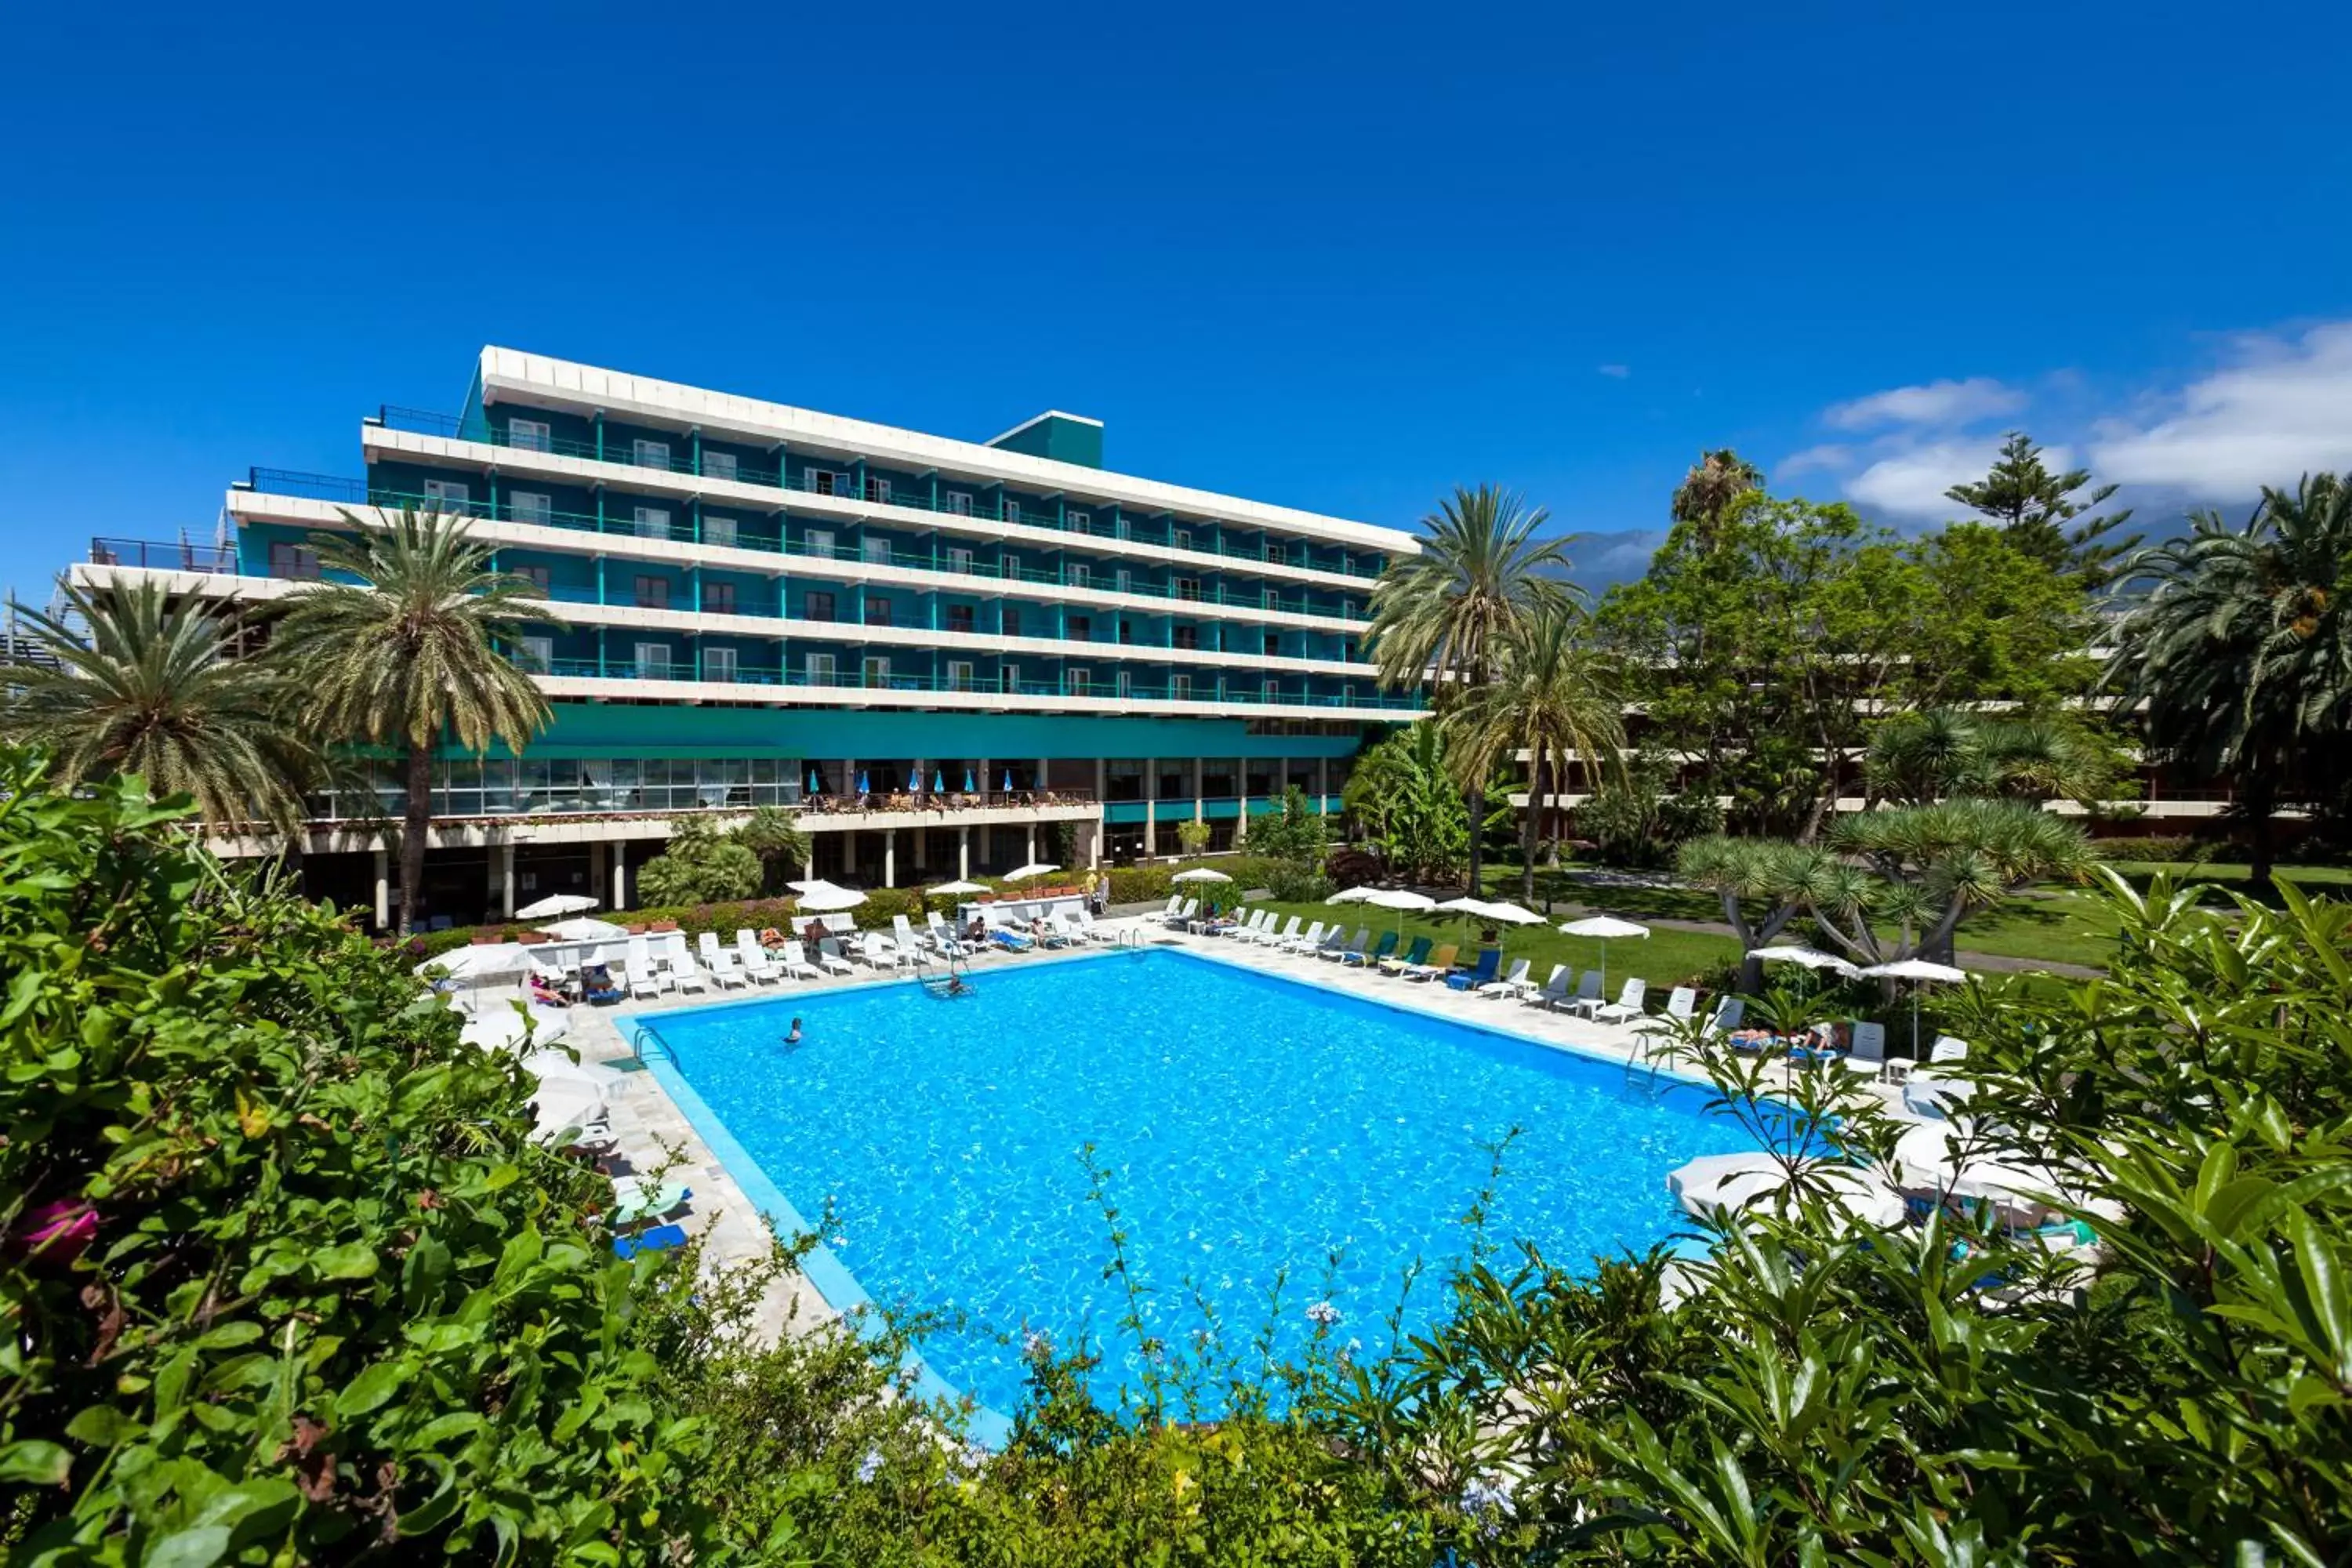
[414, 943, 535, 984]
[1323, 885, 1377, 904]
[1366, 887, 1436, 942]
[926, 880, 989, 897]
[514, 892, 598, 920]
[1558, 916, 1651, 996]
[517, 1047, 625, 1089]
[1003, 862, 1060, 882]
[1860, 957, 1968, 1056]
[540, 916, 627, 943]
[1438, 897, 1541, 960]
[1704, 1163, 1908, 1231]
[528, 1080, 608, 1145]
[1754, 945, 1860, 978]
[1171, 868, 1232, 884]
[797, 884, 869, 915]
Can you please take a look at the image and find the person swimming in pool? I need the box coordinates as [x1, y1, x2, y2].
[784, 1017, 804, 1049]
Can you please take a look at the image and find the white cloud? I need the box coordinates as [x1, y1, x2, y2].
[1824, 376, 2026, 431]
[1843, 438, 2075, 519]
[2089, 323, 2352, 496]
[1595, 363, 1631, 379]
[1774, 442, 1857, 477]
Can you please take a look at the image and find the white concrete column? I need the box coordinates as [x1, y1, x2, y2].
[372, 848, 390, 930]
[1035, 757, 1047, 796]
[1193, 757, 1205, 821]
[978, 757, 993, 800]
[499, 842, 516, 920]
[959, 826, 971, 879]
[1094, 756, 1106, 804]
[1145, 756, 1157, 851]
[1088, 814, 1102, 870]
[884, 830, 897, 888]
[612, 844, 628, 909]
[1026, 826, 1038, 865]
[588, 840, 607, 906]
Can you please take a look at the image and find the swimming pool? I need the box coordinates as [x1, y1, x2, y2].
[635, 948, 1769, 1428]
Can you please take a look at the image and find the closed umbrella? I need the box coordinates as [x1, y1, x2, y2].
[908, 766, 920, 790]
[808, 767, 822, 794]
[933, 768, 946, 793]
[1558, 916, 1650, 996]
[856, 770, 869, 796]
[1860, 957, 1968, 1057]
[1001, 768, 1014, 793]
[515, 892, 597, 920]
[964, 768, 976, 792]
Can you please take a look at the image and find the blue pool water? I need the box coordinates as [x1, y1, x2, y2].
[641, 949, 1767, 1421]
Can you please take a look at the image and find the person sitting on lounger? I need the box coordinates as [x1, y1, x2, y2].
[528, 973, 566, 1008]
[964, 915, 988, 945]
[805, 918, 829, 944]
[582, 964, 622, 1005]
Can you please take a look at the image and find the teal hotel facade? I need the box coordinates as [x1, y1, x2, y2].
[76, 349, 1425, 927]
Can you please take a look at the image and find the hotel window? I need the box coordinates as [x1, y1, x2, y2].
[1003, 550, 1020, 579]
[1172, 673, 1194, 701]
[632, 438, 671, 470]
[804, 527, 835, 558]
[633, 506, 671, 540]
[862, 655, 891, 688]
[1173, 626, 1199, 650]
[705, 646, 739, 682]
[268, 540, 320, 579]
[1175, 576, 1202, 602]
[1116, 670, 1132, 699]
[866, 477, 891, 504]
[1000, 495, 1022, 524]
[947, 546, 975, 575]
[863, 596, 891, 627]
[947, 605, 975, 634]
[633, 575, 670, 611]
[1002, 606, 1022, 637]
[1000, 663, 1021, 693]
[1067, 509, 1090, 531]
[862, 535, 893, 564]
[511, 563, 550, 590]
[1067, 615, 1091, 641]
[633, 642, 673, 679]
[1115, 567, 1132, 594]
[1264, 633, 1280, 656]
[1118, 620, 1134, 644]
[946, 490, 973, 516]
[946, 660, 975, 691]
[702, 450, 737, 481]
[1267, 541, 1288, 566]
[517, 634, 554, 671]
[703, 514, 738, 548]
[1069, 561, 1091, 588]
[807, 469, 838, 495]
[423, 477, 470, 508]
[1068, 668, 1091, 695]
[804, 589, 836, 622]
[509, 490, 552, 525]
[704, 581, 737, 615]
[1174, 528, 1192, 552]
[805, 651, 837, 685]
[508, 417, 552, 452]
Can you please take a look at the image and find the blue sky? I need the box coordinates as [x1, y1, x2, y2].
[4, 1, 2348, 606]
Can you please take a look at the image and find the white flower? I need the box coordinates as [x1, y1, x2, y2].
[1305, 1300, 1341, 1328]
[1022, 1329, 1052, 1359]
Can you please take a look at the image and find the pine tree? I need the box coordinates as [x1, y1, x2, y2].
[1945, 432, 2139, 586]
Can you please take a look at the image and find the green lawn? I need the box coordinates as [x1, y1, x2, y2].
[1245, 898, 1744, 995]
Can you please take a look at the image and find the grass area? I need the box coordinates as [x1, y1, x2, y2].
[2100, 860, 2352, 897]
[1463, 861, 2127, 971]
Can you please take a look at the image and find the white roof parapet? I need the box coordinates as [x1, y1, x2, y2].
[474, 347, 1418, 556]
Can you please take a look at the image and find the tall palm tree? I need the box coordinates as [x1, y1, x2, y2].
[271, 510, 559, 931]
[1, 577, 316, 832]
[2104, 474, 2352, 888]
[1447, 603, 1625, 902]
[1366, 485, 1574, 890]
[1670, 448, 1763, 547]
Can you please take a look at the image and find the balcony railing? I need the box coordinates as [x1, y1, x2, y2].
[89, 537, 238, 573]
[531, 656, 1421, 711]
[236, 476, 1374, 622]
[370, 407, 1388, 580]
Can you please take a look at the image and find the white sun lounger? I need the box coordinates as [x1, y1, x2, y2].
[734, 930, 781, 984]
[697, 932, 750, 989]
[1323, 927, 1369, 963]
[1166, 898, 1198, 930]
[1524, 964, 1570, 1008]
[1477, 957, 1533, 998]
[1282, 920, 1328, 954]
[778, 940, 820, 980]
[924, 909, 971, 957]
[815, 938, 856, 977]
[659, 934, 710, 994]
[1588, 977, 1649, 1025]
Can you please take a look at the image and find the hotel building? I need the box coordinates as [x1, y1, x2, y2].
[72, 349, 1424, 928]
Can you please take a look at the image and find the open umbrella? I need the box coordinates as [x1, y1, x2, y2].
[1755, 945, 1860, 975]
[1324, 885, 1377, 904]
[540, 916, 626, 943]
[797, 882, 869, 914]
[1860, 957, 1968, 1057]
[515, 892, 598, 920]
[1367, 887, 1436, 940]
[1558, 915, 1651, 996]
[1004, 862, 1059, 882]
[1475, 898, 1543, 960]
[1172, 868, 1231, 884]
[528, 1080, 608, 1145]
[927, 879, 989, 897]
[414, 943, 534, 984]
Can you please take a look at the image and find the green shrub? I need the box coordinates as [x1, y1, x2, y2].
[635, 816, 762, 906]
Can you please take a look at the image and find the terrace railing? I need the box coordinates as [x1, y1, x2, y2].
[89, 537, 238, 574]
[530, 656, 1420, 711]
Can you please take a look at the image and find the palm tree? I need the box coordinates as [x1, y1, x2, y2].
[1, 577, 317, 832]
[271, 510, 559, 932]
[2104, 474, 2352, 888]
[1670, 448, 1763, 547]
[1866, 708, 2118, 808]
[1447, 603, 1625, 902]
[1342, 723, 1469, 883]
[1366, 485, 1574, 891]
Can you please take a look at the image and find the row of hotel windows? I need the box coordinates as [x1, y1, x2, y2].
[434, 441, 1335, 567]
[267, 540, 1334, 653]
[513, 637, 1268, 698]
